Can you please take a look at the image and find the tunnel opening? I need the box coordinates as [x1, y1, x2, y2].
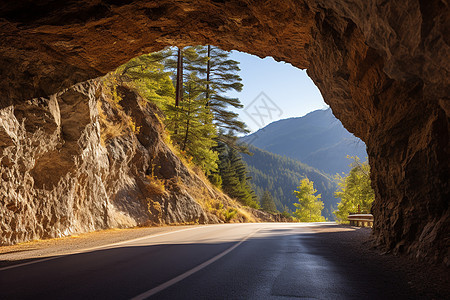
[104, 45, 371, 223]
[0, 1, 448, 264]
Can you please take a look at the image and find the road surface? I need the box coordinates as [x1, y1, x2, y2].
[0, 223, 419, 299]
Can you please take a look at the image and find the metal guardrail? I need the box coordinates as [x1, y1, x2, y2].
[347, 214, 374, 227]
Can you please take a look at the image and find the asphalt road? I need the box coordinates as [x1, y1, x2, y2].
[0, 223, 418, 299]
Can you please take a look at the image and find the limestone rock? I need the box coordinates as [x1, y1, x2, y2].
[0, 79, 226, 245]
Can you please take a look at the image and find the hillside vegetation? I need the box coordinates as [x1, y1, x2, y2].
[110, 46, 261, 210]
[242, 145, 337, 220]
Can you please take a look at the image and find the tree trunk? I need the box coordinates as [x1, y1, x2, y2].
[175, 47, 183, 107]
[205, 45, 211, 106]
[175, 47, 183, 135]
[182, 84, 191, 151]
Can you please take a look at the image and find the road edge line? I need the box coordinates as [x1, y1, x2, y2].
[0, 226, 203, 272]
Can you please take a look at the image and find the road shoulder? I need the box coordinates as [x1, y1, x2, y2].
[0, 225, 199, 267]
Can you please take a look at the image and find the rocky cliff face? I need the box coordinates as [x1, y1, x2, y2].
[1, 78, 270, 245]
[0, 1, 448, 263]
[303, 2, 449, 264]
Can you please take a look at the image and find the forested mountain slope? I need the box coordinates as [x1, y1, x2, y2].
[241, 108, 367, 175]
[242, 145, 337, 220]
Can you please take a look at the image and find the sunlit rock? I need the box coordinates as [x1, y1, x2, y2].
[0, 0, 448, 263]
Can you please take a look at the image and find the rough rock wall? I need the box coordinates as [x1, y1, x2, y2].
[303, 1, 449, 264]
[0, 79, 229, 245]
[0, 1, 448, 262]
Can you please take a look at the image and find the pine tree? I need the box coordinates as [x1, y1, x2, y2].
[213, 141, 259, 208]
[261, 190, 278, 213]
[199, 46, 248, 136]
[293, 178, 325, 222]
[163, 46, 207, 86]
[165, 72, 219, 175]
[113, 50, 175, 107]
[111, 47, 253, 184]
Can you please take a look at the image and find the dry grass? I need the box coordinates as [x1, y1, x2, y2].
[146, 198, 163, 224]
[175, 176, 227, 222]
[97, 75, 143, 146]
[175, 171, 257, 223]
[97, 102, 129, 146]
[235, 207, 256, 222]
[145, 174, 166, 195]
[129, 118, 141, 134]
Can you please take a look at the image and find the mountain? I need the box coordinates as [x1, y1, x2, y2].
[241, 108, 367, 175]
[242, 145, 337, 220]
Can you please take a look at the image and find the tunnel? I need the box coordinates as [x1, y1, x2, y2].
[0, 1, 448, 264]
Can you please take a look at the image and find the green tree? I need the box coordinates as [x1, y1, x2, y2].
[165, 72, 219, 175]
[242, 144, 337, 218]
[116, 48, 219, 175]
[213, 142, 259, 208]
[293, 178, 325, 222]
[260, 190, 278, 213]
[113, 50, 175, 107]
[280, 206, 293, 219]
[163, 46, 207, 106]
[163, 46, 250, 160]
[208, 173, 222, 189]
[200, 46, 248, 136]
[334, 156, 375, 222]
[110, 47, 253, 184]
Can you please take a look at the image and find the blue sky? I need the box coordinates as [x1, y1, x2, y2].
[227, 51, 328, 133]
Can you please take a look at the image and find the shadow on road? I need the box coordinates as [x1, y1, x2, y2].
[0, 225, 448, 300]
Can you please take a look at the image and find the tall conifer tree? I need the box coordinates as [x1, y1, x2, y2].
[261, 190, 278, 213]
[214, 142, 259, 208]
[200, 46, 248, 136]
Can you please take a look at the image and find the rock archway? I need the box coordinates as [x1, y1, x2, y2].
[0, 1, 448, 263]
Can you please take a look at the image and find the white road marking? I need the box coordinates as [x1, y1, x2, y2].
[130, 228, 261, 300]
[0, 226, 203, 272]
